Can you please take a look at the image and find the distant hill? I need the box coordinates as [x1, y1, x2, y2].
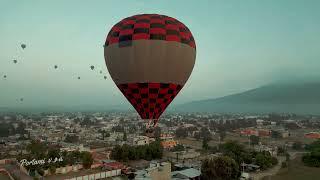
[0, 104, 132, 113]
[174, 82, 320, 114]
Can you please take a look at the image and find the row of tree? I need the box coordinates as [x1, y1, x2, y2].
[303, 140, 320, 167]
[221, 141, 278, 170]
[0, 121, 27, 137]
[201, 156, 240, 180]
[208, 119, 257, 132]
[201, 141, 279, 179]
[111, 141, 163, 161]
[18, 140, 93, 176]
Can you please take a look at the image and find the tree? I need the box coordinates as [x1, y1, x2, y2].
[220, 141, 247, 165]
[175, 127, 187, 138]
[154, 127, 161, 139]
[123, 132, 127, 141]
[201, 156, 240, 180]
[74, 118, 81, 124]
[292, 141, 303, 150]
[202, 137, 209, 150]
[111, 145, 122, 161]
[305, 140, 320, 151]
[0, 123, 14, 137]
[286, 153, 290, 162]
[112, 125, 124, 132]
[100, 130, 106, 140]
[64, 135, 79, 143]
[302, 140, 320, 167]
[15, 122, 27, 134]
[271, 130, 282, 139]
[26, 140, 47, 158]
[128, 148, 138, 160]
[277, 146, 287, 155]
[281, 162, 287, 168]
[110, 141, 163, 161]
[80, 116, 95, 126]
[81, 152, 93, 169]
[255, 153, 270, 170]
[47, 148, 60, 160]
[219, 130, 226, 141]
[250, 135, 260, 146]
[171, 144, 185, 152]
[201, 127, 211, 140]
[255, 151, 278, 170]
[49, 166, 56, 174]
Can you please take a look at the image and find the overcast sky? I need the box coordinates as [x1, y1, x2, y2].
[1, 0, 320, 108]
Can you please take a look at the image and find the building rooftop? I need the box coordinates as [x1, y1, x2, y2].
[172, 168, 201, 179]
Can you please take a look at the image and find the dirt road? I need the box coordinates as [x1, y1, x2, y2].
[250, 156, 286, 180]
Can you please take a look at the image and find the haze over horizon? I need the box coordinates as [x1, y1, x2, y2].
[1, 0, 320, 108]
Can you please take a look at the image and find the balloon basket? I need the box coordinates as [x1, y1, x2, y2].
[145, 128, 155, 138]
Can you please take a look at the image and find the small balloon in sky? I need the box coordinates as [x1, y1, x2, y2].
[100, 70, 103, 74]
[20, 98, 24, 101]
[104, 76, 107, 80]
[3, 75, 7, 78]
[78, 76, 81, 79]
[21, 44, 26, 49]
[13, 60, 17, 64]
[54, 65, 58, 69]
[90, 65, 95, 70]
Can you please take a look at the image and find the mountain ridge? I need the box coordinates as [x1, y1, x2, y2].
[174, 82, 320, 115]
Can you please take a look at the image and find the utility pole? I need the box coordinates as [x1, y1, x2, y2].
[218, 136, 221, 151]
[242, 161, 244, 173]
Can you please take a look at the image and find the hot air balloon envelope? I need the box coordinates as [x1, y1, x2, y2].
[104, 14, 196, 125]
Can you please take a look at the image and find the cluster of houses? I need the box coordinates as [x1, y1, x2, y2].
[1, 112, 320, 179]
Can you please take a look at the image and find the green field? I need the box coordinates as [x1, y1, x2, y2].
[263, 155, 320, 180]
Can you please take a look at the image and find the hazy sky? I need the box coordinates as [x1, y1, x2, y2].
[1, 0, 320, 108]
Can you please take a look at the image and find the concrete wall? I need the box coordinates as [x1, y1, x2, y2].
[65, 169, 121, 180]
[54, 164, 84, 175]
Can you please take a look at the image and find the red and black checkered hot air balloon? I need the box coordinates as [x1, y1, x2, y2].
[104, 14, 196, 129]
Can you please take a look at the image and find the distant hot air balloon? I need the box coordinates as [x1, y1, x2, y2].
[54, 65, 58, 69]
[90, 65, 95, 70]
[104, 76, 107, 80]
[21, 44, 26, 49]
[100, 70, 103, 74]
[13, 60, 17, 64]
[78, 76, 81, 79]
[104, 14, 196, 133]
[3, 75, 7, 78]
[20, 98, 24, 102]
